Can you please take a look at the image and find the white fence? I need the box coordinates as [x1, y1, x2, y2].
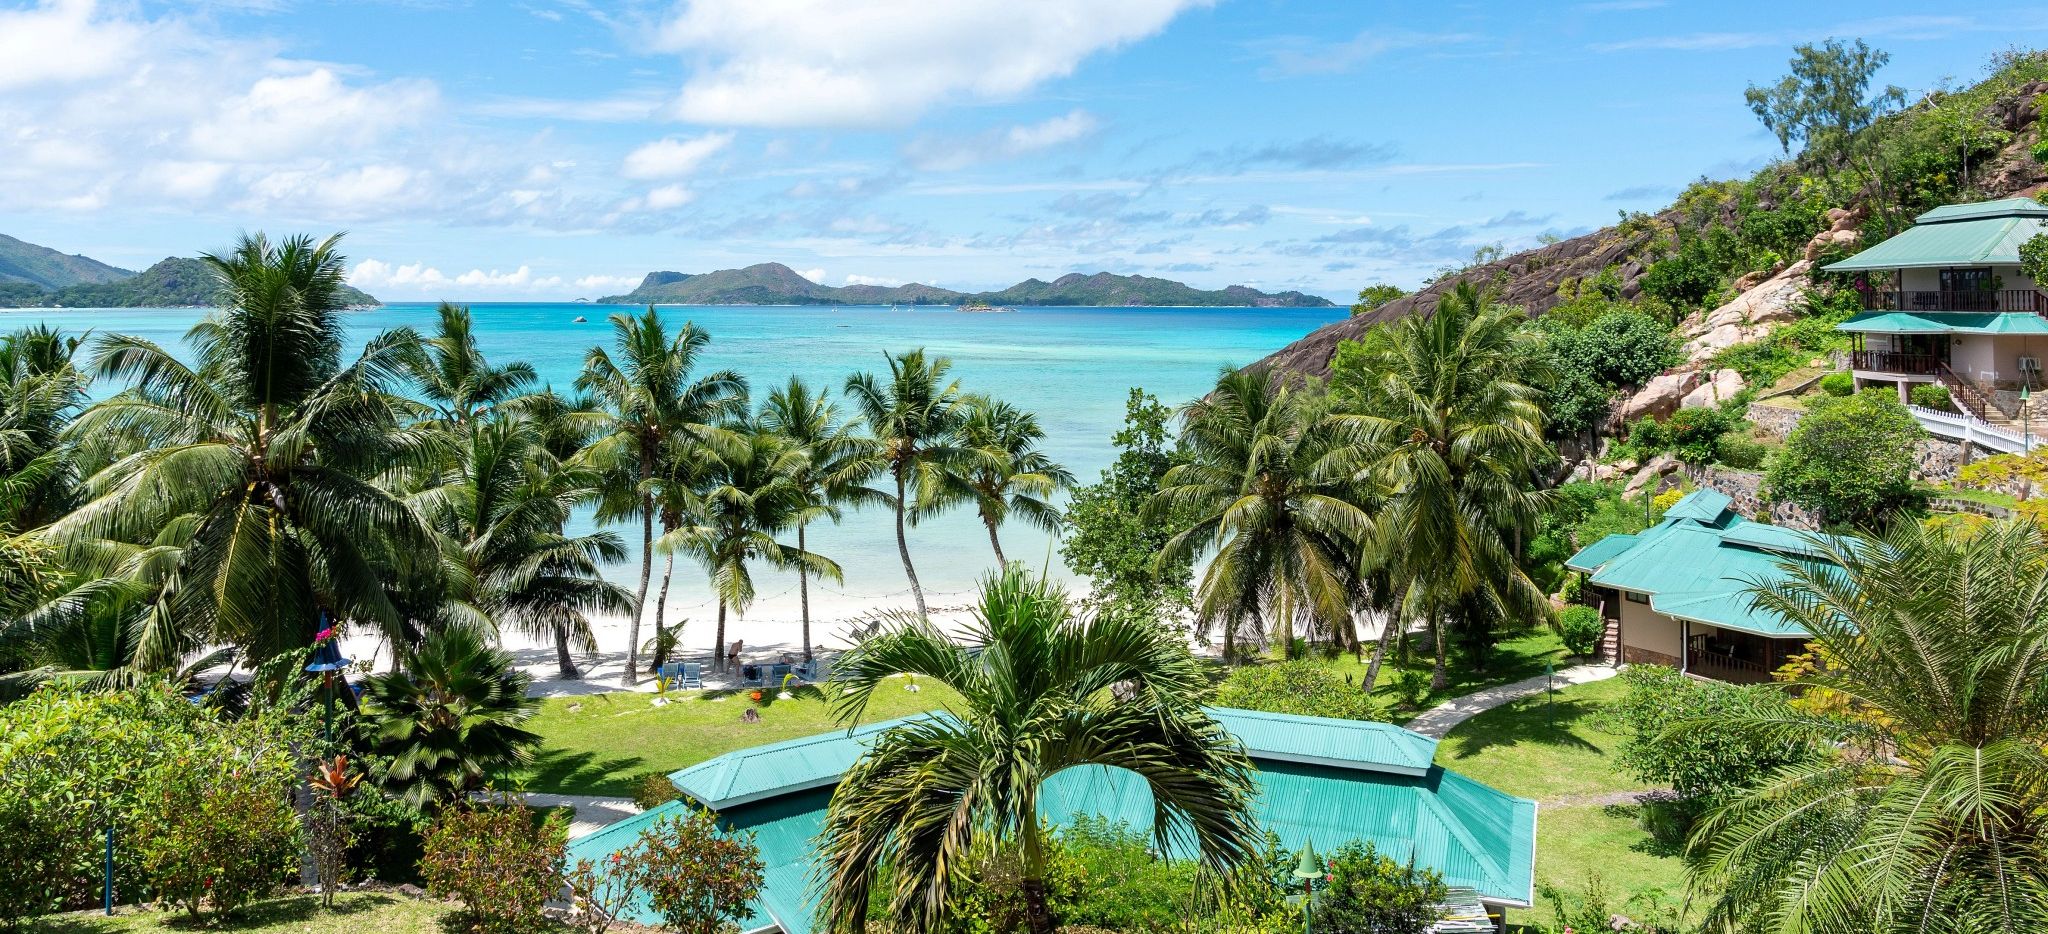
[1907, 404, 2034, 454]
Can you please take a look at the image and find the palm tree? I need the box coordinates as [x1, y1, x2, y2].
[406, 302, 537, 428]
[1331, 282, 1551, 691]
[53, 233, 440, 663]
[577, 308, 745, 682]
[926, 397, 1074, 566]
[360, 626, 542, 811]
[1150, 369, 1369, 659]
[816, 566, 1260, 934]
[410, 418, 633, 679]
[0, 325, 89, 531]
[845, 350, 978, 618]
[760, 377, 880, 661]
[1687, 518, 2048, 933]
[656, 420, 840, 671]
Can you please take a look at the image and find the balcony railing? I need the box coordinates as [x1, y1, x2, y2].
[1860, 289, 2048, 313]
[1850, 350, 1944, 374]
[1686, 651, 1775, 685]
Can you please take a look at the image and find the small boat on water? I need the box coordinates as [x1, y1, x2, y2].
[572, 316, 587, 323]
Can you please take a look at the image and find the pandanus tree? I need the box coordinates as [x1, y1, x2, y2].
[927, 396, 1074, 567]
[817, 567, 1261, 934]
[760, 377, 880, 661]
[845, 350, 979, 618]
[1330, 281, 1551, 691]
[1150, 368, 1369, 658]
[1689, 518, 2048, 933]
[656, 419, 840, 671]
[578, 308, 745, 682]
[52, 233, 441, 664]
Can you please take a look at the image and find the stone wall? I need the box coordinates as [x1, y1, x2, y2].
[1680, 464, 1823, 529]
[1745, 402, 1806, 440]
[1915, 437, 1967, 483]
[1622, 645, 1680, 668]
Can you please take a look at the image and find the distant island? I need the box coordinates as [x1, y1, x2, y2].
[0, 234, 379, 309]
[595, 263, 1333, 307]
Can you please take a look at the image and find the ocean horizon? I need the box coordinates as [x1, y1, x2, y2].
[7, 301, 1341, 663]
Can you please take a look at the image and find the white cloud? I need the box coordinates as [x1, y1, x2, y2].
[190, 68, 437, 160]
[844, 273, 903, 287]
[656, 0, 1209, 126]
[349, 259, 567, 295]
[0, 0, 148, 92]
[575, 274, 641, 291]
[795, 268, 825, 283]
[622, 132, 734, 179]
[904, 110, 1099, 171]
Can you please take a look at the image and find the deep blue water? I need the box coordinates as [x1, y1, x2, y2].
[5, 302, 1338, 623]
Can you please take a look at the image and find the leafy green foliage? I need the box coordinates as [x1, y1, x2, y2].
[1539, 874, 1684, 934]
[1764, 388, 1922, 524]
[1605, 665, 1816, 804]
[2019, 231, 2048, 286]
[1055, 817, 1202, 931]
[1556, 605, 1604, 658]
[631, 772, 680, 810]
[361, 627, 542, 810]
[1639, 247, 1719, 308]
[1062, 389, 1194, 625]
[1527, 482, 1650, 594]
[1539, 308, 1677, 437]
[1709, 288, 1859, 388]
[1908, 382, 1952, 411]
[421, 798, 568, 934]
[1349, 283, 1407, 317]
[628, 809, 765, 934]
[131, 735, 302, 919]
[1214, 660, 1386, 721]
[1818, 370, 1854, 396]
[1315, 841, 1449, 934]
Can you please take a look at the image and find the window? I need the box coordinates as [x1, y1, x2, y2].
[1940, 267, 1993, 292]
[1624, 591, 1650, 605]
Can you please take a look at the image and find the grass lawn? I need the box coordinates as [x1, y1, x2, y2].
[519, 679, 957, 797]
[28, 893, 457, 934]
[1277, 627, 1572, 720]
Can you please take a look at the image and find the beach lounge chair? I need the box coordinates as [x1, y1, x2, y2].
[797, 657, 830, 683]
[655, 662, 685, 692]
[765, 663, 792, 688]
[678, 662, 703, 690]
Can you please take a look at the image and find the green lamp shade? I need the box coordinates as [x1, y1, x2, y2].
[1291, 841, 1322, 881]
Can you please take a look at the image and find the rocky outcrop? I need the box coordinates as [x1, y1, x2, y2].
[1616, 369, 1702, 425]
[1678, 260, 1812, 360]
[1624, 453, 1682, 496]
[1681, 368, 1746, 409]
[1746, 402, 1806, 439]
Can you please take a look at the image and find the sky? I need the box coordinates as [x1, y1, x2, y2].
[3, 1, 2047, 303]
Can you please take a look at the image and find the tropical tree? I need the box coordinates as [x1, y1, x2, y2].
[577, 309, 745, 682]
[52, 233, 440, 664]
[360, 626, 542, 811]
[760, 377, 880, 661]
[656, 419, 841, 671]
[1150, 369, 1369, 658]
[410, 418, 633, 679]
[926, 396, 1074, 566]
[405, 302, 537, 428]
[816, 567, 1261, 934]
[1330, 281, 1552, 691]
[1689, 518, 2048, 932]
[845, 349, 979, 618]
[0, 325, 89, 531]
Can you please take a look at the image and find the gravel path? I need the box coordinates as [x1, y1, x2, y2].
[1404, 663, 1618, 739]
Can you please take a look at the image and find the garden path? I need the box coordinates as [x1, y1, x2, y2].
[523, 792, 642, 839]
[1404, 663, 1617, 739]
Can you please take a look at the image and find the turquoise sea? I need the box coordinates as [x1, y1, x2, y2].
[5, 302, 1339, 650]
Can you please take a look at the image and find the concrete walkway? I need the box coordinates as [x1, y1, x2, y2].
[1404, 663, 1618, 739]
[523, 793, 642, 840]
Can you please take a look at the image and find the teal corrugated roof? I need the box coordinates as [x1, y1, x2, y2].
[1661, 488, 1732, 523]
[1583, 509, 1816, 638]
[1825, 200, 2048, 271]
[1835, 311, 2048, 335]
[668, 715, 934, 808]
[1210, 707, 1437, 775]
[1565, 532, 1638, 572]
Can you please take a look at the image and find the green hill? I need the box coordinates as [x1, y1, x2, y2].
[597, 263, 1331, 307]
[0, 255, 380, 309]
[0, 234, 132, 290]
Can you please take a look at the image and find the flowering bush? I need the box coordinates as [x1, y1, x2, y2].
[422, 797, 568, 934]
[131, 738, 301, 919]
[633, 809, 763, 934]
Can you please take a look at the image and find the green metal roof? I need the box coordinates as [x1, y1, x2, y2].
[1660, 487, 1732, 523]
[1836, 311, 2048, 335]
[1825, 199, 2048, 271]
[1564, 532, 1638, 573]
[571, 709, 1540, 933]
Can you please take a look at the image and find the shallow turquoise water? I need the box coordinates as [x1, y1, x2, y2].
[5, 302, 1337, 621]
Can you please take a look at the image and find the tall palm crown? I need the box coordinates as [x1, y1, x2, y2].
[1150, 368, 1369, 657]
[655, 419, 840, 670]
[817, 567, 1260, 934]
[844, 349, 978, 618]
[54, 233, 439, 664]
[1690, 519, 2048, 933]
[0, 325, 90, 531]
[1330, 281, 1551, 689]
[577, 308, 745, 682]
[407, 302, 537, 427]
[760, 376, 881, 660]
[409, 418, 632, 679]
[926, 396, 1074, 567]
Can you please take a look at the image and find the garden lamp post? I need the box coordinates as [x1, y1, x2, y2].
[305, 615, 351, 743]
[1291, 839, 1321, 934]
[2024, 385, 2033, 454]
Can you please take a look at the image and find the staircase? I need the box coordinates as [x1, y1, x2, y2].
[1599, 616, 1621, 664]
[1937, 365, 1997, 421]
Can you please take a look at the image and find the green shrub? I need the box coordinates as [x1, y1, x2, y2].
[1052, 817, 1198, 931]
[1215, 660, 1385, 721]
[1765, 388, 1924, 524]
[1557, 605, 1605, 658]
[1317, 841, 1449, 934]
[1819, 371, 1854, 396]
[422, 798, 568, 934]
[1540, 874, 1684, 934]
[633, 772, 681, 810]
[131, 729, 301, 919]
[1664, 406, 1738, 463]
[1605, 665, 1818, 805]
[1641, 249, 1719, 308]
[1908, 383, 1953, 411]
[343, 790, 429, 886]
[1715, 433, 1770, 470]
[631, 809, 764, 934]
[363, 628, 542, 811]
[1390, 668, 1432, 710]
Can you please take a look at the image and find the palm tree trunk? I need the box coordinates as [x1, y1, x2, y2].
[624, 483, 653, 685]
[1362, 593, 1403, 693]
[893, 469, 928, 617]
[981, 508, 1007, 567]
[714, 598, 728, 673]
[553, 624, 580, 680]
[798, 522, 813, 662]
[651, 549, 675, 670]
[1018, 794, 1055, 934]
[1430, 603, 1449, 692]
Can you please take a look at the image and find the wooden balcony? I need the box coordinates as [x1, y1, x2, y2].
[1850, 350, 1944, 375]
[1860, 289, 2048, 313]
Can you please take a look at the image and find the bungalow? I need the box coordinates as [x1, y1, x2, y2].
[1565, 489, 1827, 684]
[1827, 197, 2048, 453]
[568, 708, 1537, 934]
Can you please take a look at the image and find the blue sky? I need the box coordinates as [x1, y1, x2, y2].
[3, 1, 2045, 302]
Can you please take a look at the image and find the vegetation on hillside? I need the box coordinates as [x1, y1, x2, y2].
[0, 255, 380, 308]
[596, 262, 1333, 307]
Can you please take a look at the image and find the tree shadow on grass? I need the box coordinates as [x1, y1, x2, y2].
[1438, 696, 1609, 761]
[33, 895, 397, 933]
[522, 747, 647, 798]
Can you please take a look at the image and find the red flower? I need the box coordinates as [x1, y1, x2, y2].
[749, 690, 763, 702]
[315, 627, 334, 642]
